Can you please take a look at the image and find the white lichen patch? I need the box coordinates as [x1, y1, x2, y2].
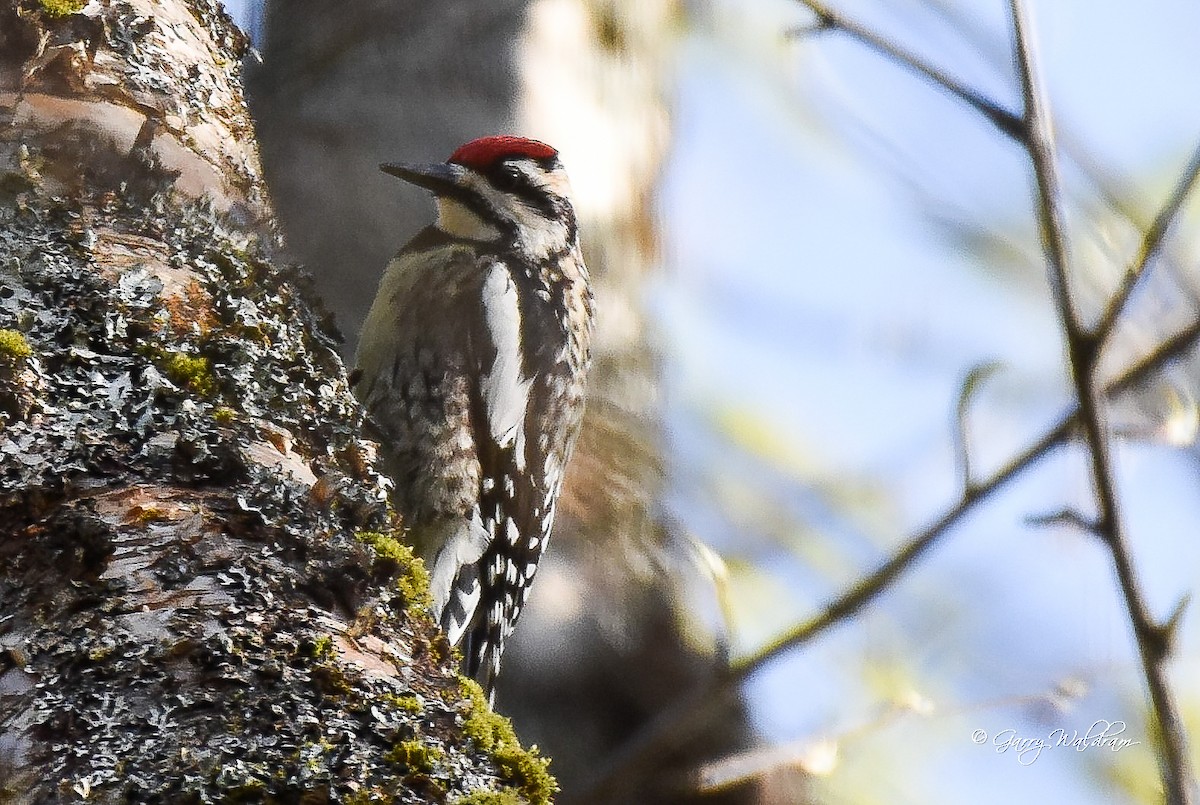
[243, 436, 318, 488]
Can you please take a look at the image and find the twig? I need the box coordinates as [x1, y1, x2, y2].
[1093, 139, 1200, 346]
[1008, 2, 1192, 803]
[1008, 1, 1076, 332]
[695, 676, 1091, 795]
[1024, 508, 1100, 536]
[791, 0, 1025, 140]
[570, 320, 1200, 805]
[953, 361, 1003, 493]
[813, 0, 1200, 309]
[737, 320, 1200, 675]
[922, 0, 1179, 244]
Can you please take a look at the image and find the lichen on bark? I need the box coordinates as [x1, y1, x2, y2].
[0, 0, 556, 802]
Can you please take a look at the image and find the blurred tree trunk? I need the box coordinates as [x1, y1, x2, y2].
[0, 1, 551, 802]
[248, 2, 752, 803]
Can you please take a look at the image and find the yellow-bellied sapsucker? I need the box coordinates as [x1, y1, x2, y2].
[353, 136, 594, 701]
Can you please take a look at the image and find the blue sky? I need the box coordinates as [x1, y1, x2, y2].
[656, 1, 1200, 801]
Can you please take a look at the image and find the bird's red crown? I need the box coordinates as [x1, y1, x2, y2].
[449, 136, 558, 169]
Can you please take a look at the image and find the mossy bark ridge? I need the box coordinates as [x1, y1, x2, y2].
[0, 1, 555, 802]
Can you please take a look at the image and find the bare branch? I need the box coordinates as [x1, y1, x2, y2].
[954, 361, 1004, 493]
[695, 737, 839, 795]
[570, 319, 1200, 805]
[667, 5, 1200, 804]
[791, 0, 1024, 140]
[923, 0, 1185, 252]
[1009, 0, 1078, 338]
[799, 0, 1200, 343]
[1162, 594, 1192, 654]
[797, 0, 1200, 335]
[1008, 1, 1193, 801]
[1024, 508, 1101, 537]
[1093, 139, 1200, 346]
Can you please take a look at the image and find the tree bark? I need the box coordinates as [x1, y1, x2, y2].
[0, 1, 552, 802]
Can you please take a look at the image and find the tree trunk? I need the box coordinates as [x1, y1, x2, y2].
[0, 1, 552, 802]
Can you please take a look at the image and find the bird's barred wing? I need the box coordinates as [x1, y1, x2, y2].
[460, 261, 557, 698]
[442, 262, 539, 676]
[477, 265, 533, 464]
[355, 247, 554, 701]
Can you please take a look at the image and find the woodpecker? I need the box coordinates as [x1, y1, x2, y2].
[353, 136, 593, 701]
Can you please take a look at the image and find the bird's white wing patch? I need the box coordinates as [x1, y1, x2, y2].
[427, 509, 491, 646]
[479, 264, 532, 468]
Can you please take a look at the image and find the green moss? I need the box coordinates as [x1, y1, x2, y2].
[311, 664, 352, 695]
[130, 505, 167, 525]
[301, 738, 336, 773]
[356, 531, 433, 610]
[380, 692, 423, 714]
[301, 635, 353, 695]
[396, 553, 432, 610]
[39, 0, 86, 16]
[307, 634, 335, 661]
[459, 678, 558, 805]
[87, 645, 115, 662]
[386, 739, 444, 773]
[213, 406, 238, 425]
[0, 329, 32, 361]
[492, 744, 555, 804]
[356, 530, 405, 562]
[158, 350, 216, 396]
[451, 791, 524, 805]
[459, 679, 509, 753]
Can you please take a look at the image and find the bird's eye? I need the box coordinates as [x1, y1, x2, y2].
[494, 164, 524, 192]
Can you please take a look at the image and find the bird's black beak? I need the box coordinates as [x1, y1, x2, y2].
[380, 161, 468, 195]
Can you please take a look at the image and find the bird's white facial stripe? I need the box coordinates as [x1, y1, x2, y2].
[510, 205, 570, 260]
[458, 160, 574, 259]
[538, 164, 573, 200]
[436, 197, 502, 241]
